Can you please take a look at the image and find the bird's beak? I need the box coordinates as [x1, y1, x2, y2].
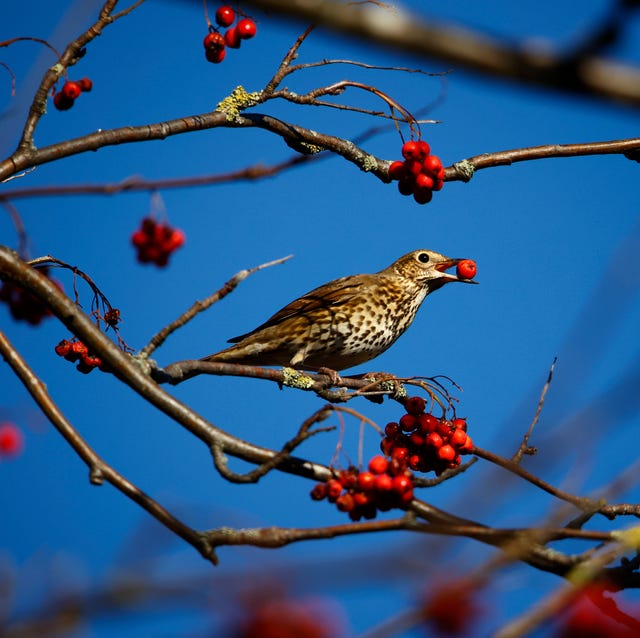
[435, 258, 478, 284]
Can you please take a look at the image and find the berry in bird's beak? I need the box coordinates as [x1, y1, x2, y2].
[435, 258, 478, 283]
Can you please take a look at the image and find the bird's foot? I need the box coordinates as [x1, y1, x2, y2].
[316, 366, 343, 387]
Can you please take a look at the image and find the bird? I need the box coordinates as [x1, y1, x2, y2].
[202, 249, 476, 372]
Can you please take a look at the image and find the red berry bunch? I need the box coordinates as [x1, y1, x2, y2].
[203, 6, 257, 64]
[131, 217, 185, 267]
[388, 140, 445, 205]
[456, 259, 477, 280]
[236, 597, 338, 638]
[54, 338, 105, 374]
[310, 455, 415, 521]
[421, 580, 480, 637]
[0, 269, 61, 325]
[0, 422, 24, 459]
[53, 78, 92, 111]
[381, 396, 473, 476]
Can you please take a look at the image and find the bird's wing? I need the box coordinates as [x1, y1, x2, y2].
[227, 275, 365, 343]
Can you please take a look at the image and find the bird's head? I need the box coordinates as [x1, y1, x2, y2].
[386, 249, 478, 291]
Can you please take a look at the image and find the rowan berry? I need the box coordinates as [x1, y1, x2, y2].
[215, 5, 235, 27]
[368, 455, 388, 475]
[401, 140, 420, 160]
[0, 422, 24, 457]
[456, 259, 477, 280]
[61, 81, 82, 100]
[236, 18, 257, 39]
[224, 26, 241, 48]
[203, 32, 225, 50]
[405, 396, 426, 416]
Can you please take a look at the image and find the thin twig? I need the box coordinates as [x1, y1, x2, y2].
[513, 357, 557, 463]
[139, 255, 293, 358]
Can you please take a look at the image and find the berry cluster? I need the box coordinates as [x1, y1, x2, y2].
[131, 217, 185, 267]
[456, 259, 477, 280]
[237, 597, 338, 638]
[0, 270, 60, 325]
[381, 396, 473, 476]
[54, 338, 105, 374]
[53, 78, 93, 111]
[311, 454, 415, 521]
[388, 140, 445, 205]
[421, 580, 480, 637]
[0, 422, 24, 459]
[203, 6, 257, 64]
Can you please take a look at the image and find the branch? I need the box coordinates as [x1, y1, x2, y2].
[243, 0, 640, 108]
[0, 327, 218, 564]
[0, 110, 388, 183]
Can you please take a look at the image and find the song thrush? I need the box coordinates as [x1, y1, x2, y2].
[202, 249, 476, 371]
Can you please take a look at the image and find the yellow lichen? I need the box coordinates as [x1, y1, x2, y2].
[216, 86, 262, 121]
[282, 367, 315, 389]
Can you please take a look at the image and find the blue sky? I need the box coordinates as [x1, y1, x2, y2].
[2, 1, 640, 635]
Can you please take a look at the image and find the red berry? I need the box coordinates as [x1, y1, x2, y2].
[203, 32, 225, 50]
[436, 419, 453, 437]
[338, 469, 357, 489]
[415, 173, 434, 190]
[397, 179, 414, 196]
[224, 26, 242, 49]
[426, 432, 443, 449]
[164, 229, 186, 251]
[405, 396, 426, 416]
[408, 454, 425, 471]
[456, 259, 477, 280]
[326, 479, 343, 500]
[399, 414, 418, 432]
[432, 179, 444, 192]
[205, 47, 226, 64]
[380, 437, 395, 455]
[70, 341, 88, 359]
[409, 432, 424, 447]
[413, 188, 433, 205]
[374, 473, 393, 492]
[236, 18, 257, 39]
[62, 81, 82, 100]
[53, 91, 74, 111]
[353, 491, 373, 507]
[418, 414, 439, 433]
[449, 428, 468, 448]
[452, 417, 467, 432]
[401, 140, 420, 160]
[356, 470, 376, 491]
[77, 77, 93, 92]
[392, 474, 413, 494]
[388, 160, 406, 181]
[54, 339, 71, 357]
[310, 482, 328, 500]
[391, 446, 409, 463]
[368, 455, 389, 475]
[459, 435, 474, 453]
[416, 140, 431, 158]
[82, 354, 102, 369]
[406, 159, 423, 176]
[438, 444, 456, 461]
[215, 5, 235, 27]
[422, 155, 443, 176]
[0, 423, 24, 457]
[336, 493, 355, 512]
[131, 230, 147, 247]
[384, 421, 400, 438]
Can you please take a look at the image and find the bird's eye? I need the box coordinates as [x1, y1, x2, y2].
[417, 252, 430, 263]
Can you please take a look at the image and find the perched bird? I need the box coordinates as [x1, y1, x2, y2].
[202, 249, 476, 372]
